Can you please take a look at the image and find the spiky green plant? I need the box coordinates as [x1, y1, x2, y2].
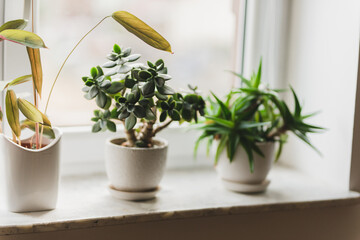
[194, 60, 324, 172]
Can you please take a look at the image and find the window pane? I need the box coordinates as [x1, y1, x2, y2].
[38, 0, 235, 126]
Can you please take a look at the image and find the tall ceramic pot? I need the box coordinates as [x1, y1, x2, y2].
[105, 137, 168, 201]
[216, 142, 275, 193]
[1, 128, 62, 212]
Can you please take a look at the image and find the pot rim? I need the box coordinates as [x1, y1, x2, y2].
[106, 136, 168, 151]
[1, 127, 62, 152]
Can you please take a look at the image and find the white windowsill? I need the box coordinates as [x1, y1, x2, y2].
[0, 164, 359, 236]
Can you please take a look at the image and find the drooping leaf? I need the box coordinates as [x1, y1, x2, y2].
[4, 75, 32, 89]
[26, 47, 43, 96]
[21, 119, 55, 139]
[112, 11, 172, 53]
[5, 90, 21, 137]
[17, 98, 43, 124]
[0, 29, 46, 48]
[0, 19, 27, 32]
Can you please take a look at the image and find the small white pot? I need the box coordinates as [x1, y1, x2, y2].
[105, 137, 168, 200]
[1, 128, 62, 212]
[216, 142, 275, 193]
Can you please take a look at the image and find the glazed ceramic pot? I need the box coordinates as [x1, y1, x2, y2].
[105, 137, 168, 200]
[1, 128, 62, 212]
[216, 142, 275, 193]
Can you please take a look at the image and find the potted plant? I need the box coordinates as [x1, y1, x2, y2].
[194, 61, 324, 193]
[81, 44, 205, 200]
[0, 3, 175, 211]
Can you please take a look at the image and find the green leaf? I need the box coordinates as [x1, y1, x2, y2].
[205, 116, 234, 128]
[96, 91, 107, 108]
[133, 105, 146, 118]
[125, 113, 137, 130]
[145, 108, 156, 121]
[113, 44, 121, 54]
[290, 86, 301, 118]
[171, 109, 181, 121]
[0, 19, 27, 32]
[254, 58, 262, 88]
[160, 111, 167, 122]
[215, 135, 228, 165]
[158, 85, 175, 95]
[211, 92, 231, 120]
[92, 121, 101, 133]
[17, 98, 43, 124]
[5, 90, 20, 137]
[106, 81, 124, 94]
[0, 29, 47, 48]
[89, 86, 99, 99]
[142, 80, 155, 97]
[90, 67, 98, 79]
[107, 121, 116, 132]
[4, 75, 32, 89]
[112, 11, 172, 53]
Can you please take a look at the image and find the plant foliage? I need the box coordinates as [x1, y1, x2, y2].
[82, 44, 205, 147]
[194, 60, 324, 172]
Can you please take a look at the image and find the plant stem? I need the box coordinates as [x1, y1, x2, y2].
[31, 0, 39, 149]
[153, 119, 173, 136]
[140, 121, 155, 145]
[267, 124, 288, 139]
[44, 16, 110, 114]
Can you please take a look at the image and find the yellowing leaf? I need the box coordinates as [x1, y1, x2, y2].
[4, 75, 32, 89]
[26, 47, 43, 96]
[5, 90, 21, 137]
[40, 112, 51, 127]
[0, 29, 47, 48]
[21, 120, 55, 139]
[0, 19, 27, 33]
[17, 98, 43, 124]
[112, 11, 172, 53]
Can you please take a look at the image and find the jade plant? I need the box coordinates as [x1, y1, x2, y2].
[0, 1, 173, 149]
[194, 60, 324, 171]
[82, 44, 205, 147]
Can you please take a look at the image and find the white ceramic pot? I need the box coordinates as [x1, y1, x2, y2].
[105, 137, 168, 199]
[216, 142, 275, 193]
[1, 128, 62, 212]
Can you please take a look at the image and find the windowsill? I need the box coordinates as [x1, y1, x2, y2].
[0, 165, 359, 236]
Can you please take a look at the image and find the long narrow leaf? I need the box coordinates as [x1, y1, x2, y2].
[112, 11, 172, 53]
[0, 29, 47, 48]
[26, 47, 43, 96]
[205, 116, 234, 128]
[5, 90, 21, 137]
[17, 98, 43, 124]
[4, 75, 32, 89]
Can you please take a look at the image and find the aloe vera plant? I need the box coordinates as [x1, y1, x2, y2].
[82, 44, 205, 147]
[0, 2, 174, 149]
[194, 60, 324, 172]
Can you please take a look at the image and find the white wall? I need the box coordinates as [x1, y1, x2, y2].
[282, 0, 360, 190]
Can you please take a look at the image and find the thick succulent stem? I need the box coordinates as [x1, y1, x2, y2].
[140, 121, 155, 146]
[124, 128, 137, 147]
[153, 119, 173, 136]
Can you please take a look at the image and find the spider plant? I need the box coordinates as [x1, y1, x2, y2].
[194, 60, 324, 172]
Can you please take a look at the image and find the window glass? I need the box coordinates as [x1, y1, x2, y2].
[38, 0, 235, 126]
